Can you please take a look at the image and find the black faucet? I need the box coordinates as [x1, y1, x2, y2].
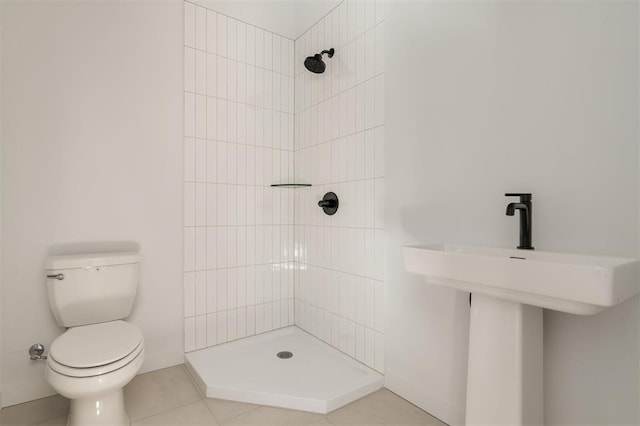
[505, 193, 534, 250]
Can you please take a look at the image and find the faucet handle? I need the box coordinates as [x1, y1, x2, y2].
[505, 193, 532, 202]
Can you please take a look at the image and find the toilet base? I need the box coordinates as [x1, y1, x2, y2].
[67, 389, 129, 426]
[45, 332, 144, 426]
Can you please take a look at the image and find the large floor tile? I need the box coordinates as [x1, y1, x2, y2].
[204, 398, 259, 423]
[124, 365, 203, 421]
[221, 406, 332, 425]
[0, 395, 69, 426]
[133, 400, 218, 426]
[327, 389, 446, 425]
[32, 415, 67, 426]
[1, 364, 448, 426]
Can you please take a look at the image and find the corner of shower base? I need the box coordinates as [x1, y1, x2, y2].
[183, 327, 384, 414]
[184, 359, 207, 396]
[201, 376, 384, 414]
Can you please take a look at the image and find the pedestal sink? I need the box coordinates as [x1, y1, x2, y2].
[402, 244, 639, 425]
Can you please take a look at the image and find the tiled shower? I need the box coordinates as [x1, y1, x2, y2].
[183, 2, 296, 352]
[183, 0, 385, 373]
[293, 2, 386, 372]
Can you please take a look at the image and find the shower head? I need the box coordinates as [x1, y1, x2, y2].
[304, 48, 335, 74]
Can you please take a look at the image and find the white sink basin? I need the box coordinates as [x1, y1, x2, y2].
[403, 244, 639, 315]
[403, 244, 640, 424]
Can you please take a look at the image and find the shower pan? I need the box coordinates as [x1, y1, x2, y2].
[185, 327, 383, 413]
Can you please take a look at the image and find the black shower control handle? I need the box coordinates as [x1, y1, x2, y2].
[318, 192, 339, 215]
[318, 200, 336, 208]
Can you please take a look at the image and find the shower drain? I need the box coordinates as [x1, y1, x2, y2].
[276, 351, 293, 359]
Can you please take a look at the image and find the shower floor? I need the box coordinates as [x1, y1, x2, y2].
[184, 326, 384, 414]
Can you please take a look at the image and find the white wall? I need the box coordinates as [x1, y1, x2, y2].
[385, 1, 639, 425]
[293, 0, 386, 373]
[191, 0, 340, 40]
[294, 0, 341, 40]
[182, 1, 296, 351]
[1, 0, 184, 406]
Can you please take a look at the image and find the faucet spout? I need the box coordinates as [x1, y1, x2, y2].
[505, 194, 534, 250]
[506, 202, 527, 216]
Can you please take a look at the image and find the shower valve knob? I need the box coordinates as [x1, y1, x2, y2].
[318, 192, 339, 216]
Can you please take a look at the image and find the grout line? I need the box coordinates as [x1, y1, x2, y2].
[185, 319, 296, 354]
[214, 403, 261, 425]
[132, 400, 207, 425]
[204, 33, 211, 329]
[181, 223, 382, 232]
[292, 261, 384, 282]
[292, 72, 384, 116]
[184, 300, 295, 321]
[183, 48, 295, 79]
[182, 224, 297, 230]
[325, 414, 339, 425]
[295, 299, 381, 335]
[126, 368, 204, 424]
[295, 18, 386, 71]
[183, 143, 295, 155]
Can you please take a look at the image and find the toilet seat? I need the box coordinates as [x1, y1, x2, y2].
[49, 320, 143, 378]
[48, 341, 143, 378]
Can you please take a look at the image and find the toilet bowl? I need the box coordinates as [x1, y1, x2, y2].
[44, 252, 143, 426]
[45, 320, 144, 426]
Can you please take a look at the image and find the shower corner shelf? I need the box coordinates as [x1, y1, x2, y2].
[270, 183, 312, 188]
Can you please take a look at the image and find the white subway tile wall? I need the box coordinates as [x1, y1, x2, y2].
[184, 1, 296, 352]
[183, 0, 385, 373]
[294, 0, 386, 373]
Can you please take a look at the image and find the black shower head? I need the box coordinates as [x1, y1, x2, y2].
[304, 48, 334, 74]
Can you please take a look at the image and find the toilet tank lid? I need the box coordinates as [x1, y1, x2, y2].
[45, 251, 140, 270]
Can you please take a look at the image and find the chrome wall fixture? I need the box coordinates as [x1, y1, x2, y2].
[29, 343, 47, 360]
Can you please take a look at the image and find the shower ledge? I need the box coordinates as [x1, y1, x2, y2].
[184, 326, 383, 414]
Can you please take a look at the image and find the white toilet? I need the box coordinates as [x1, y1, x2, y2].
[44, 252, 144, 426]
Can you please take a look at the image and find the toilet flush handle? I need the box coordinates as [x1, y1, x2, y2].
[46, 273, 64, 280]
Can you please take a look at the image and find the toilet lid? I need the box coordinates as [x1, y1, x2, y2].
[50, 320, 143, 368]
[48, 342, 143, 377]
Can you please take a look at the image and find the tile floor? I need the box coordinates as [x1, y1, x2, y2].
[0, 365, 446, 426]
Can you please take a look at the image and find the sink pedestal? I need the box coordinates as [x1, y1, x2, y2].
[402, 244, 639, 425]
[466, 294, 543, 425]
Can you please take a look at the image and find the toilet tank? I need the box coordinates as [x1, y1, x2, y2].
[45, 252, 140, 328]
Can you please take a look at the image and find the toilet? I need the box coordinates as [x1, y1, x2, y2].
[44, 252, 144, 426]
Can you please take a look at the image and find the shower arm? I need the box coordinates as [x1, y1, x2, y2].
[319, 48, 335, 58]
